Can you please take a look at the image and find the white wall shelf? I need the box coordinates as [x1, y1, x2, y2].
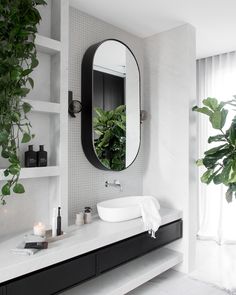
[0, 0, 69, 238]
[23, 99, 60, 114]
[0, 166, 60, 181]
[35, 34, 61, 55]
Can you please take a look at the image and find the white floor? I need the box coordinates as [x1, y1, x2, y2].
[127, 269, 228, 295]
[62, 268, 228, 295]
[190, 240, 236, 293]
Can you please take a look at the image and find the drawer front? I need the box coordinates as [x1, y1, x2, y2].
[98, 220, 182, 273]
[0, 286, 7, 295]
[141, 219, 183, 253]
[97, 234, 145, 273]
[7, 253, 96, 295]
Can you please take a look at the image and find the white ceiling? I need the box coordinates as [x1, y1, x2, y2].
[69, 0, 236, 59]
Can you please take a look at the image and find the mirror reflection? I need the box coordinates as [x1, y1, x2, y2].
[92, 40, 140, 171]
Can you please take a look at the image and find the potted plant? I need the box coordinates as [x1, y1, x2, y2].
[193, 96, 236, 202]
[0, 0, 46, 205]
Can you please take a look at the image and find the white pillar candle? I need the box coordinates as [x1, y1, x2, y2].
[33, 222, 46, 237]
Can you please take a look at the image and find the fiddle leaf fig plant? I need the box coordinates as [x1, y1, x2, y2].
[0, 0, 46, 205]
[93, 105, 126, 171]
[193, 96, 236, 203]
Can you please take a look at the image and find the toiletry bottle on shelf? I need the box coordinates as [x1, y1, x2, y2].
[25, 145, 37, 167]
[84, 207, 92, 224]
[52, 208, 57, 238]
[57, 207, 62, 236]
[37, 145, 47, 167]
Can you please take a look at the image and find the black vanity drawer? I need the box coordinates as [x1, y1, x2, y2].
[97, 219, 182, 273]
[140, 219, 182, 253]
[6, 253, 96, 295]
[0, 286, 7, 295]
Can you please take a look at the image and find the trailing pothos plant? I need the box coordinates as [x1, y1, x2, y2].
[0, 0, 46, 205]
[193, 96, 236, 203]
[93, 105, 126, 171]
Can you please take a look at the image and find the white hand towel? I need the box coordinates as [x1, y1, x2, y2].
[139, 196, 161, 239]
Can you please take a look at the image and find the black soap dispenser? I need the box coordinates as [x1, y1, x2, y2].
[25, 145, 37, 167]
[37, 145, 47, 167]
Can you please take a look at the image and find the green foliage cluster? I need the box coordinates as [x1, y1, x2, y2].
[93, 105, 126, 171]
[0, 0, 46, 205]
[193, 96, 236, 202]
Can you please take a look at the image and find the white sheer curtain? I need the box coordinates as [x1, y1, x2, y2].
[197, 51, 236, 244]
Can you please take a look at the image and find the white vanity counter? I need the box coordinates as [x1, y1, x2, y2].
[0, 207, 182, 283]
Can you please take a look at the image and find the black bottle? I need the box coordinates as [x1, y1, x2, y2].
[25, 145, 37, 167]
[37, 145, 47, 167]
[57, 207, 62, 236]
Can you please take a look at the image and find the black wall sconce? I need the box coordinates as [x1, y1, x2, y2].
[68, 91, 82, 117]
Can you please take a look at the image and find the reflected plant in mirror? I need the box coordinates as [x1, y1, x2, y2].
[93, 105, 126, 171]
[82, 39, 141, 171]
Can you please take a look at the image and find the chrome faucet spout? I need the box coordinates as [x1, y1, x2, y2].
[105, 180, 122, 191]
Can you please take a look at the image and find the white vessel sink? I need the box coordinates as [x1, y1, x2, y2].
[97, 196, 143, 222]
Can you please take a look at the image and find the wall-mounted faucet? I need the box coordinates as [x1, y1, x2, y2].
[105, 180, 122, 192]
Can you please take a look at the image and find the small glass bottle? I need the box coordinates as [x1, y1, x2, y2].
[25, 145, 37, 167]
[37, 145, 47, 167]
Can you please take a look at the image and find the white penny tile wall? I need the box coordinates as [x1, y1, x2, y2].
[68, 8, 144, 224]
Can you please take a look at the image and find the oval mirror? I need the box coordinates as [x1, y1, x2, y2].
[82, 39, 141, 171]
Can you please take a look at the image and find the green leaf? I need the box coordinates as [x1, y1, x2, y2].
[201, 169, 214, 184]
[213, 173, 223, 185]
[9, 164, 20, 175]
[31, 56, 39, 68]
[22, 69, 33, 76]
[0, 130, 9, 144]
[13, 183, 25, 194]
[95, 107, 106, 118]
[16, 87, 30, 97]
[229, 123, 236, 144]
[226, 187, 233, 203]
[114, 120, 126, 131]
[202, 97, 219, 111]
[21, 133, 31, 143]
[34, 0, 47, 5]
[228, 171, 236, 183]
[3, 170, 9, 177]
[22, 102, 32, 113]
[196, 159, 203, 166]
[192, 106, 213, 117]
[27, 77, 34, 89]
[217, 101, 227, 110]
[208, 134, 226, 143]
[11, 112, 20, 123]
[209, 109, 228, 130]
[2, 183, 10, 196]
[220, 160, 233, 185]
[204, 144, 227, 156]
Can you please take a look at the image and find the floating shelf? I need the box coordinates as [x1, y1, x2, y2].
[72, 248, 183, 295]
[35, 34, 61, 55]
[23, 99, 60, 114]
[0, 166, 60, 181]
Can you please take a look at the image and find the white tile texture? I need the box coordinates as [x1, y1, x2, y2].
[68, 8, 144, 224]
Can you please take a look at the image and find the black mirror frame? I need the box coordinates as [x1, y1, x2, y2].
[81, 39, 141, 171]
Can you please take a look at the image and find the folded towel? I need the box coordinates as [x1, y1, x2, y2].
[139, 196, 161, 239]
